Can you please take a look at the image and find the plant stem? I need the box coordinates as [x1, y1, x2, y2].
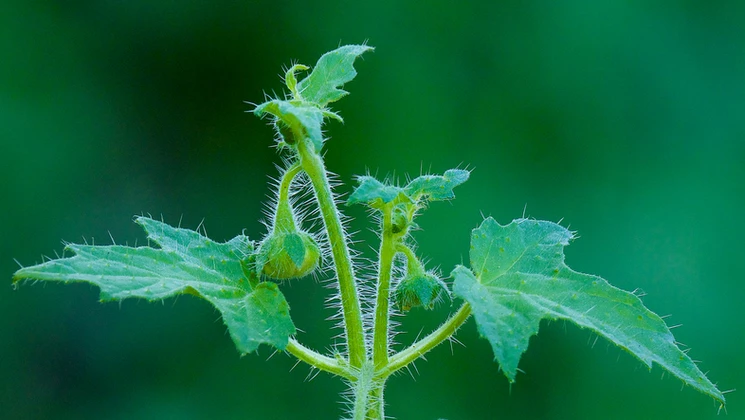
[372, 205, 396, 369]
[297, 139, 365, 368]
[274, 162, 302, 232]
[395, 243, 424, 274]
[351, 361, 376, 420]
[286, 338, 353, 380]
[364, 381, 385, 420]
[378, 303, 472, 379]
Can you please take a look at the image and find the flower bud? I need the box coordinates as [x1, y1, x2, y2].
[258, 230, 320, 280]
[394, 271, 445, 311]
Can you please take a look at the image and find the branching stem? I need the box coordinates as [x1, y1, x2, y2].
[379, 303, 472, 379]
[286, 338, 353, 380]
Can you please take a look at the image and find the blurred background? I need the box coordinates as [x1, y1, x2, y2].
[2, 1, 743, 419]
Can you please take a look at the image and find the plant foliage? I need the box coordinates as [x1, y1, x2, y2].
[13, 45, 724, 419]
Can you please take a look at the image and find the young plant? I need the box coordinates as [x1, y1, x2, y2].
[13, 45, 725, 419]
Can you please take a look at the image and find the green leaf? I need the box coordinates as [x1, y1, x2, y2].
[452, 217, 724, 403]
[405, 169, 470, 201]
[284, 63, 309, 98]
[347, 176, 406, 208]
[254, 100, 326, 152]
[348, 169, 469, 209]
[13, 216, 296, 353]
[296, 44, 373, 106]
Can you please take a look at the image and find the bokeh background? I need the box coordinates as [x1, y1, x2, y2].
[2, 1, 743, 419]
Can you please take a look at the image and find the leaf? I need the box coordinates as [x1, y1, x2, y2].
[254, 100, 326, 152]
[346, 176, 406, 208]
[348, 169, 469, 209]
[404, 169, 470, 201]
[296, 44, 373, 106]
[13, 216, 296, 353]
[452, 217, 724, 403]
[253, 45, 372, 152]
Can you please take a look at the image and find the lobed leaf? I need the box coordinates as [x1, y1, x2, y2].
[346, 176, 406, 208]
[348, 169, 469, 209]
[13, 216, 296, 353]
[452, 217, 724, 403]
[296, 44, 373, 106]
[404, 169, 470, 201]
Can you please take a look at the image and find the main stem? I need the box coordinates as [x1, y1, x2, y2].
[297, 140, 366, 368]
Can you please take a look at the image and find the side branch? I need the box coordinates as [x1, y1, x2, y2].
[372, 204, 396, 368]
[378, 303, 472, 379]
[286, 338, 353, 380]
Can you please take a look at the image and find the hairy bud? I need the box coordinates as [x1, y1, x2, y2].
[258, 230, 320, 279]
[394, 271, 444, 311]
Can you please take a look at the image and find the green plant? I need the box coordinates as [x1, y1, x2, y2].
[13, 45, 725, 419]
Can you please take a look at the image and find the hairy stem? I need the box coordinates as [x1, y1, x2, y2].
[379, 303, 472, 379]
[273, 162, 302, 232]
[351, 361, 376, 420]
[364, 382, 385, 420]
[286, 338, 353, 380]
[297, 139, 365, 368]
[395, 243, 424, 274]
[372, 205, 396, 369]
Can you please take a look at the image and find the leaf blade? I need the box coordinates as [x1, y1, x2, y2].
[404, 169, 470, 201]
[297, 44, 373, 106]
[452, 217, 724, 403]
[348, 168, 469, 209]
[14, 217, 296, 353]
[347, 176, 405, 207]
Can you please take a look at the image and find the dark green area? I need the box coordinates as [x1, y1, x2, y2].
[2, 1, 742, 419]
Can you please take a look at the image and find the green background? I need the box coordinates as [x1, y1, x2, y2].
[2, 1, 743, 419]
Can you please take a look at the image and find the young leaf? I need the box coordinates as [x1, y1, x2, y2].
[13, 216, 296, 353]
[296, 44, 373, 106]
[452, 217, 724, 403]
[348, 169, 469, 209]
[346, 176, 406, 208]
[254, 100, 326, 152]
[405, 169, 470, 201]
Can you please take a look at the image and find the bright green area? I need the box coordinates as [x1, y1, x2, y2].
[3, 1, 743, 419]
[254, 45, 371, 151]
[14, 217, 296, 353]
[348, 168, 469, 207]
[452, 217, 722, 402]
[296, 45, 374, 106]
